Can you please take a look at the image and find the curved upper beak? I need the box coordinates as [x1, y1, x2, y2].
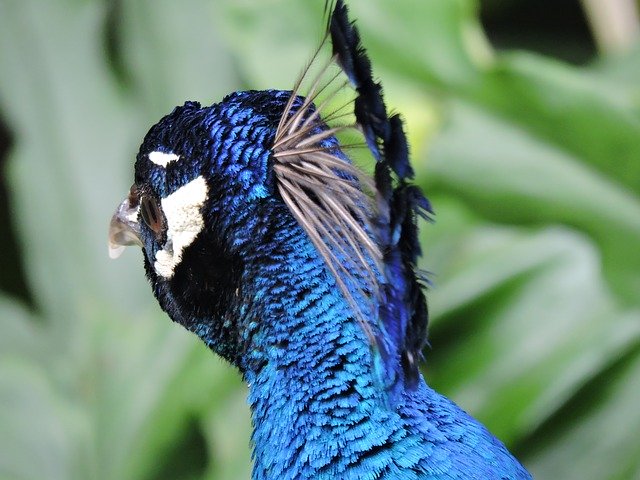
[108, 188, 143, 259]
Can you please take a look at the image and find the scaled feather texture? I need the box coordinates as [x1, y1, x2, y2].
[109, 2, 532, 479]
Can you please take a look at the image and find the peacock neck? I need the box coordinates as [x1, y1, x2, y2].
[244, 294, 393, 479]
[237, 212, 401, 479]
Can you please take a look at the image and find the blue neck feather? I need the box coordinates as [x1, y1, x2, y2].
[230, 208, 403, 478]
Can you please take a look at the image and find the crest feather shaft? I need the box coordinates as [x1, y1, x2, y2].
[272, 57, 381, 334]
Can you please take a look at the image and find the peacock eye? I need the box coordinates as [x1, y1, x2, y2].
[140, 195, 165, 237]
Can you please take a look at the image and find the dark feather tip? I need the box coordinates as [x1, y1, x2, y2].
[385, 115, 413, 179]
[328, 0, 431, 386]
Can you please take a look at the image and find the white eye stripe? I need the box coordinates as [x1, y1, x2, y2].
[154, 176, 208, 278]
[149, 151, 180, 167]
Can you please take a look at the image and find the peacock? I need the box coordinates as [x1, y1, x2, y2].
[108, 2, 532, 478]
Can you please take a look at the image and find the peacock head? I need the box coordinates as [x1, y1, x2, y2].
[108, 92, 298, 354]
[109, 92, 287, 269]
[108, 88, 379, 363]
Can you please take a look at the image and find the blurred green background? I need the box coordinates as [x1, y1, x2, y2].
[1, 0, 639, 479]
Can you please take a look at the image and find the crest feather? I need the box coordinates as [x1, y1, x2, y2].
[271, 35, 381, 337]
[272, 0, 432, 388]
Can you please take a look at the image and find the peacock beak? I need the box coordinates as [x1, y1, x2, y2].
[108, 186, 143, 259]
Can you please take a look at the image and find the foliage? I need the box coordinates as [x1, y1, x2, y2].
[0, 0, 639, 479]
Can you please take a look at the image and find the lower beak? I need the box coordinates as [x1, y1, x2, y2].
[108, 195, 142, 259]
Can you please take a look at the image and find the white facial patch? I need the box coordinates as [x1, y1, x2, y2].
[154, 176, 208, 278]
[149, 151, 180, 167]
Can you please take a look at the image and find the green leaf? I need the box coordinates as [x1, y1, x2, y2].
[425, 99, 640, 304]
[202, 385, 253, 480]
[467, 53, 640, 197]
[0, 360, 88, 480]
[527, 348, 640, 480]
[118, 0, 238, 118]
[347, 0, 487, 89]
[216, 0, 323, 90]
[0, 296, 44, 363]
[424, 218, 640, 444]
[0, 0, 147, 325]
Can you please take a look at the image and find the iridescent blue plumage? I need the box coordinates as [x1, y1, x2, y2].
[109, 2, 532, 478]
